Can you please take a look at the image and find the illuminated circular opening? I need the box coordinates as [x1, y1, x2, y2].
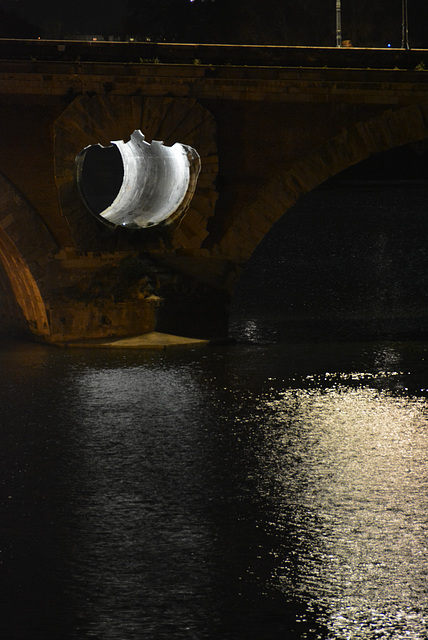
[75, 130, 200, 229]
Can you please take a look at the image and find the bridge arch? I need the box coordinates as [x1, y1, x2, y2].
[216, 103, 428, 263]
[0, 174, 57, 338]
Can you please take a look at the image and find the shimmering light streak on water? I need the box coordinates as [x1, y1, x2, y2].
[257, 384, 428, 637]
[58, 363, 218, 640]
[1, 339, 428, 639]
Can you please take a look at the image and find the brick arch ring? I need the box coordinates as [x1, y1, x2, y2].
[216, 103, 428, 261]
[54, 95, 218, 251]
[0, 173, 57, 338]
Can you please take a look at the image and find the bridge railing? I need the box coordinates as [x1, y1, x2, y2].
[0, 38, 428, 70]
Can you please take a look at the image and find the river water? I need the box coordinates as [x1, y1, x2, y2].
[2, 181, 428, 639]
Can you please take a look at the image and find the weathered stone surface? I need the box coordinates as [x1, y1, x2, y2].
[48, 298, 160, 343]
[0, 48, 428, 341]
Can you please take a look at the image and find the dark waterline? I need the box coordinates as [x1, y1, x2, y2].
[2, 181, 428, 639]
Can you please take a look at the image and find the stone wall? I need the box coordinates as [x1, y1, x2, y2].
[1, 54, 428, 341]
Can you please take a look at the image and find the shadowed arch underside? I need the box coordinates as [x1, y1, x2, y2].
[54, 95, 218, 251]
[0, 174, 56, 338]
[216, 103, 428, 262]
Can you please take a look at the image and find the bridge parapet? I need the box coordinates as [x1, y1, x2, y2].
[1, 38, 428, 70]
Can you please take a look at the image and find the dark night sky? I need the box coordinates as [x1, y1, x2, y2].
[1, 0, 428, 47]
[0, 0, 128, 37]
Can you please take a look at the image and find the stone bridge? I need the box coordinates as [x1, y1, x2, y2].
[1, 39, 428, 343]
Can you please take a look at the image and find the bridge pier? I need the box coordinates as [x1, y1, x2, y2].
[43, 249, 234, 344]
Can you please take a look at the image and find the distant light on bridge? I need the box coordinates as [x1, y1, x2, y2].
[336, 2, 409, 49]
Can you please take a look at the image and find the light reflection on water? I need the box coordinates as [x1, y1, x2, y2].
[0, 339, 428, 639]
[66, 365, 216, 640]
[259, 384, 428, 637]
